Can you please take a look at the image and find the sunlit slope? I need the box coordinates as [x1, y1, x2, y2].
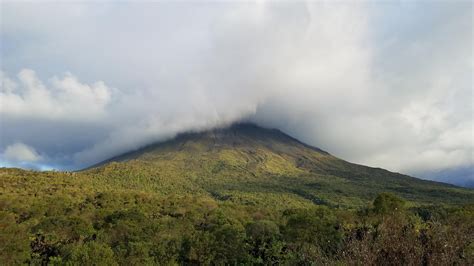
[84, 123, 474, 207]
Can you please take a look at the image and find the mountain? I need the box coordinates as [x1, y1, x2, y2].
[417, 166, 474, 188]
[2, 123, 473, 265]
[85, 123, 474, 207]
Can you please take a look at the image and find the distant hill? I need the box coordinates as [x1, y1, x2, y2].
[84, 123, 473, 207]
[417, 166, 474, 188]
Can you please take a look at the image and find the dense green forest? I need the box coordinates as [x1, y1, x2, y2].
[1, 125, 473, 264]
[1, 168, 473, 265]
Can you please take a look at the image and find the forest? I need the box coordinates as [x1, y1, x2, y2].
[1, 167, 473, 265]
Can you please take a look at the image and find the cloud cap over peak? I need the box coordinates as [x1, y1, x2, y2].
[0, 1, 472, 186]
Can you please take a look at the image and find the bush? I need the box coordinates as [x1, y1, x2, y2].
[373, 193, 406, 214]
[68, 242, 117, 265]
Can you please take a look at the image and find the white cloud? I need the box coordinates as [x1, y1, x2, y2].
[3, 143, 42, 162]
[0, 1, 472, 184]
[0, 69, 111, 120]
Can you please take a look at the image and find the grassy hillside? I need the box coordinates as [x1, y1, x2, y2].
[1, 124, 473, 264]
[88, 123, 474, 208]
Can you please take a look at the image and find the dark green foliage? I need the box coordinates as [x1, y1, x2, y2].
[373, 192, 406, 214]
[0, 172, 472, 265]
[0, 211, 30, 264]
[213, 224, 248, 263]
[245, 220, 287, 264]
[67, 242, 117, 265]
[283, 207, 343, 256]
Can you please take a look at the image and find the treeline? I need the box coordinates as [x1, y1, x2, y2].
[1, 191, 473, 265]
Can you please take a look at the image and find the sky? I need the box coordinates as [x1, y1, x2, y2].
[0, 1, 472, 186]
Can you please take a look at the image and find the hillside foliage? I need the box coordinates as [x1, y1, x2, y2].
[1, 125, 473, 265]
[1, 168, 473, 265]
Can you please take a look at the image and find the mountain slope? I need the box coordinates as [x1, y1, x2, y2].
[85, 123, 473, 208]
[1, 123, 473, 265]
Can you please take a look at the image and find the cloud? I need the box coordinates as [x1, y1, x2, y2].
[0, 1, 472, 185]
[0, 69, 111, 120]
[3, 142, 42, 162]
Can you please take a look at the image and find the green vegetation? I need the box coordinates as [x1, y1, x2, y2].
[1, 124, 473, 264]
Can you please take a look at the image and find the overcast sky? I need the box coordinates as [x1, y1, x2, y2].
[0, 1, 472, 185]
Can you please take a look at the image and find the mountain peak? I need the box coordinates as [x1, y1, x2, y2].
[93, 122, 328, 167]
[85, 122, 473, 207]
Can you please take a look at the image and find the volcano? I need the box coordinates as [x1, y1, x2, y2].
[85, 123, 473, 207]
[2, 123, 473, 265]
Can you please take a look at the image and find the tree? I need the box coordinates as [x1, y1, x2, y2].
[373, 193, 406, 215]
[68, 242, 117, 265]
[246, 220, 286, 263]
[283, 207, 343, 261]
